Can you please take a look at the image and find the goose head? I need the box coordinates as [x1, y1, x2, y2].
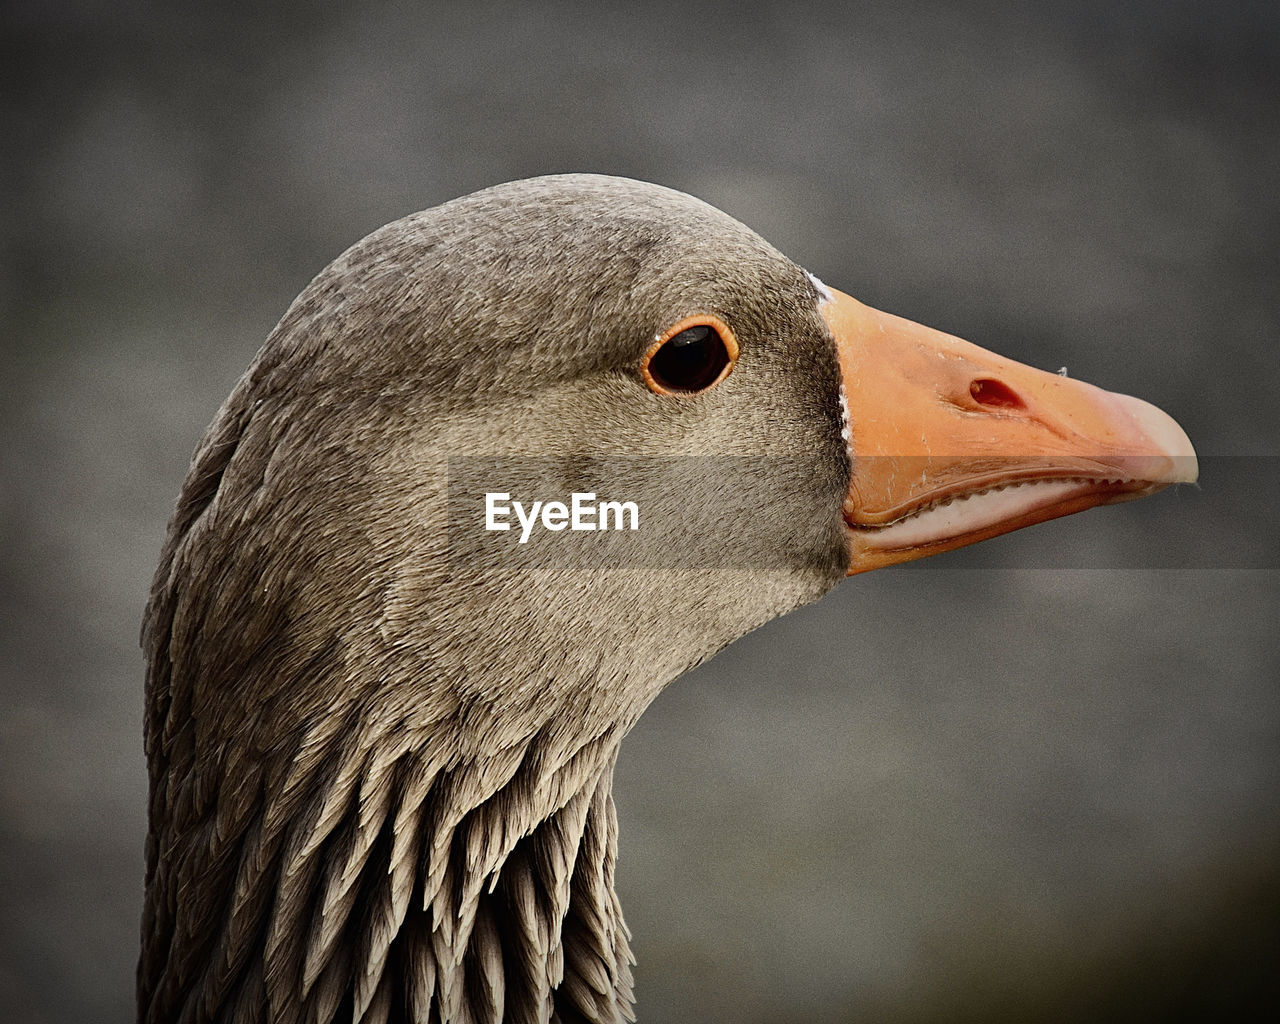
[140, 174, 1195, 1024]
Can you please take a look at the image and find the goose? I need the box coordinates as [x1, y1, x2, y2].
[140, 173, 1196, 1024]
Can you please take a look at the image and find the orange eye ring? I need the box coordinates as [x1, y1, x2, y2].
[640, 314, 739, 396]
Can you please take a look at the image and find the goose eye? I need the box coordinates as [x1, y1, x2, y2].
[641, 316, 738, 395]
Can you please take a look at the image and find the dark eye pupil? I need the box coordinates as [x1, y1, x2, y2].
[648, 325, 730, 392]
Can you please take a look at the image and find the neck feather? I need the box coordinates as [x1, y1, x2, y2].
[140, 713, 636, 1024]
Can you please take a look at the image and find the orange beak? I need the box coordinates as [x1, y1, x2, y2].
[819, 288, 1198, 574]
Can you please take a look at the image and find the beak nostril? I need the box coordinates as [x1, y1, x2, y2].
[970, 377, 1025, 410]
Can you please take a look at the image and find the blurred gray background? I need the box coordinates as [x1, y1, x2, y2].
[2, 1, 1277, 1021]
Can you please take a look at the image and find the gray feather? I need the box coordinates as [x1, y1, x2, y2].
[140, 175, 849, 1023]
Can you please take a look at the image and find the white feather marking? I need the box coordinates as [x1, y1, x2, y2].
[806, 270, 835, 305]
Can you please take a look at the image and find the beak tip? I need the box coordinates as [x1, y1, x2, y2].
[1122, 394, 1199, 486]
